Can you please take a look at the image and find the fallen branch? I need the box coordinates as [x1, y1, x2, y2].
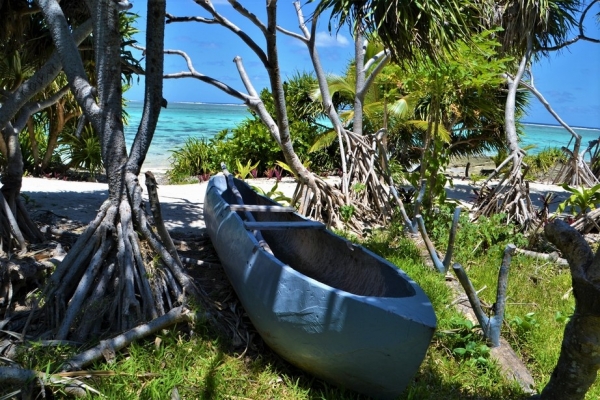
[516, 248, 568, 266]
[63, 306, 205, 371]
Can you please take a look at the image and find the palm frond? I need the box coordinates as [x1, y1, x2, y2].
[309, 129, 339, 152]
[316, 0, 482, 65]
[326, 74, 356, 99]
[406, 119, 451, 143]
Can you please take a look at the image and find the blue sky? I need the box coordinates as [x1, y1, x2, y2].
[126, 0, 600, 129]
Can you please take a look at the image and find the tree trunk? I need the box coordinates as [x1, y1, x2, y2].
[473, 33, 536, 228]
[542, 219, 600, 400]
[353, 29, 365, 136]
[34, 0, 205, 340]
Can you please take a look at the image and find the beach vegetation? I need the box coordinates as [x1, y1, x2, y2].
[58, 125, 104, 178]
[210, 119, 284, 176]
[264, 165, 284, 181]
[251, 181, 292, 205]
[523, 147, 566, 180]
[169, 73, 340, 181]
[167, 137, 219, 184]
[235, 159, 260, 180]
[556, 183, 600, 218]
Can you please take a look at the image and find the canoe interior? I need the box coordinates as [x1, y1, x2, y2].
[223, 179, 416, 299]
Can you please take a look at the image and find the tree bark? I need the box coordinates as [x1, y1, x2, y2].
[35, 0, 202, 340]
[541, 219, 600, 400]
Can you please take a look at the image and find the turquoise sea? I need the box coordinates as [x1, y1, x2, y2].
[124, 101, 600, 170]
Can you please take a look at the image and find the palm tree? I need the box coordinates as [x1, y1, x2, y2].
[316, 0, 481, 65]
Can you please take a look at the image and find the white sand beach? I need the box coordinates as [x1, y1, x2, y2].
[20, 172, 572, 236]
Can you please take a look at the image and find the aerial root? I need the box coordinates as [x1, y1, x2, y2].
[40, 186, 206, 340]
[293, 173, 381, 232]
[473, 155, 537, 230]
[0, 191, 27, 254]
[552, 146, 598, 187]
[288, 129, 394, 234]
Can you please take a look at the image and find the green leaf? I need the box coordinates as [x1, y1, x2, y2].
[453, 347, 467, 356]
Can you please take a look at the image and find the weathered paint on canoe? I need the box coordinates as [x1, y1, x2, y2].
[204, 174, 436, 399]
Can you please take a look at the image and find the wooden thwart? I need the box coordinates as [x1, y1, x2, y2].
[229, 204, 296, 213]
[244, 221, 325, 230]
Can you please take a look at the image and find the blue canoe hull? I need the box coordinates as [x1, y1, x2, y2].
[204, 175, 436, 399]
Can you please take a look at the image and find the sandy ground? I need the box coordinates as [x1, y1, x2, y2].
[20, 169, 573, 236]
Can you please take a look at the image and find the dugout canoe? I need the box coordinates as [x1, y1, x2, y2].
[203, 174, 436, 399]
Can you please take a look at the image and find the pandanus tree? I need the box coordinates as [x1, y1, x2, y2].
[473, 0, 582, 228]
[24, 0, 205, 344]
[0, 0, 93, 252]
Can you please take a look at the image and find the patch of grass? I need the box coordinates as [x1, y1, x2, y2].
[10, 214, 600, 399]
[84, 325, 332, 399]
[365, 230, 527, 399]
[419, 206, 599, 398]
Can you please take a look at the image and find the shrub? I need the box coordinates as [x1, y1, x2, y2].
[524, 147, 565, 180]
[213, 121, 283, 174]
[556, 183, 600, 218]
[58, 125, 103, 177]
[167, 137, 219, 184]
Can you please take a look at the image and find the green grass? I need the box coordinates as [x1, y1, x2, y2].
[393, 209, 598, 399]
[7, 215, 599, 399]
[365, 233, 527, 399]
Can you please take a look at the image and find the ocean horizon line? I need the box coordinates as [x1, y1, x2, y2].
[522, 121, 600, 131]
[128, 99, 247, 107]
[125, 100, 600, 130]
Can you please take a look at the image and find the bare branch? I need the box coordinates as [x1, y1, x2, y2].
[160, 47, 252, 104]
[360, 50, 390, 99]
[192, 0, 270, 68]
[165, 13, 216, 24]
[540, 0, 600, 51]
[277, 1, 310, 42]
[363, 49, 390, 72]
[287, 1, 350, 194]
[13, 85, 70, 133]
[227, 0, 268, 35]
[276, 25, 308, 42]
[519, 78, 581, 141]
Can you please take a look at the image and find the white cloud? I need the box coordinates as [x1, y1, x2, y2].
[315, 31, 350, 48]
